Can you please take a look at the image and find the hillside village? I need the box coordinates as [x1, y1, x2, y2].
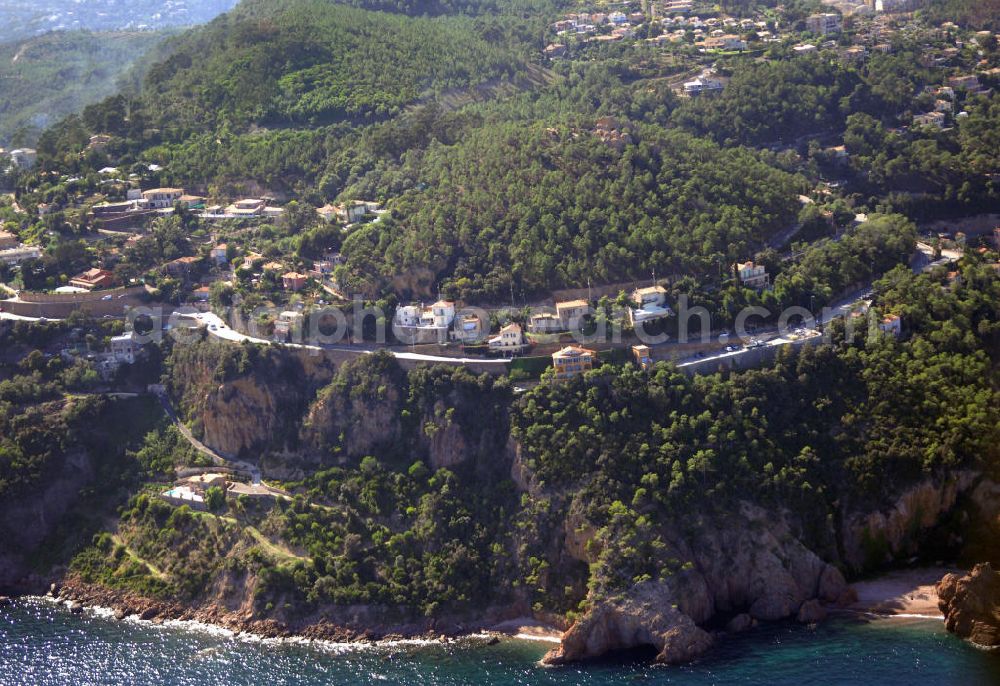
[0, 0, 998, 385]
[2, 0, 1000, 674]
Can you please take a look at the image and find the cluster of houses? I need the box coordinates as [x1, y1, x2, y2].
[90, 187, 286, 230]
[388, 282, 683, 355]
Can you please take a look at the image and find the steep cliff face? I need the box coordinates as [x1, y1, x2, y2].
[300, 355, 512, 473]
[300, 353, 409, 464]
[201, 377, 292, 457]
[167, 345, 514, 479]
[542, 503, 848, 665]
[535, 473, 992, 665]
[167, 338, 336, 459]
[938, 563, 1000, 648]
[839, 472, 980, 573]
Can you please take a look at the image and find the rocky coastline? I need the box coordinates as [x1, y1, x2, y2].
[11, 574, 563, 647]
[938, 563, 1000, 650]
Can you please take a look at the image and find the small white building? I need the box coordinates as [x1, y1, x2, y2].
[488, 322, 526, 353]
[9, 148, 37, 169]
[142, 188, 184, 209]
[110, 333, 139, 364]
[394, 300, 457, 342]
[421, 300, 456, 329]
[628, 285, 674, 325]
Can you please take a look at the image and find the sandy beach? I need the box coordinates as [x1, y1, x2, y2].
[846, 567, 959, 619]
[490, 617, 564, 643]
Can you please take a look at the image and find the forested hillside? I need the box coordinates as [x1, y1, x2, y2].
[338, 122, 805, 299]
[4, 264, 993, 633]
[0, 31, 165, 147]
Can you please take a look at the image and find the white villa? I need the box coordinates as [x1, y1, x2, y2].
[628, 285, 674, 326]
[488, 322, 526, 354]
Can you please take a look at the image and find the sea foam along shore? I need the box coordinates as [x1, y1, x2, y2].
[844, 567, 957, 621]
[31, 595, 562, 654]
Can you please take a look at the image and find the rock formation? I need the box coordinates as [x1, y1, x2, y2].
[542, 581, 714, 665]
[938, 563, 1000, 648]
[543, 504, 848, 665]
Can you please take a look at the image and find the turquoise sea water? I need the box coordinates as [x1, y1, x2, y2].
[1, 598, 998, 685]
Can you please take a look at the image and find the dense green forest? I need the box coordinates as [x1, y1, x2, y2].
[0, 31, 165, 147]
[512, 260, 1000, 597]
[673, 55, 861, 147]
[337, 122, 805, 300]
[918, 0, 1000, 31]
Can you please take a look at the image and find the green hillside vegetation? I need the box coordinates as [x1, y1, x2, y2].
[48, 263, 1000, 618]
[673, 55, 861, 147]
[0, 31, 165, 147]
[337, 121, 806, 300]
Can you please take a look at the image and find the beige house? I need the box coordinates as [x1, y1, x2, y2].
[735, 261, 770, 291]
[552, 345, 596, 381]
[142, 188, 184, 209]
[556, 299, 590, 329]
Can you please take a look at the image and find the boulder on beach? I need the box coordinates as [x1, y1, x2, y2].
[938, 563, 1000, 647]
[796, 599, 827, 624]
[69, 602, 84, 614]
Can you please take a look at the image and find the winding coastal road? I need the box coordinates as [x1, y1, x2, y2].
[186, 311, 511, 366]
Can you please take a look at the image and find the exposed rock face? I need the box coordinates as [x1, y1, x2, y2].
[938, 563, 1000, 648]
[169, 340, 335, 459]
[300, 358, 407, 462]
[840, 472, 979, 573]
[542, 581, 713, 665]
[675, 504, 845, 624]
[796, 599, 827, 624]
[202, 378, 292, 456]
[543, 504, 847, 665]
